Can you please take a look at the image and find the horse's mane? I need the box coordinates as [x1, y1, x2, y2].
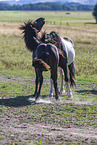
[41, 31, 46, 43]
[41, 31, 65, 57]
[20, 21, 40, 52]
[20, 21, 38, 36]
[41, 31, 61, 48]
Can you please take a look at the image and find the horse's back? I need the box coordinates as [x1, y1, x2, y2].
[47, 43, 59, 61]
[61, 37, 75, 65]
[36, 43, 59, 67]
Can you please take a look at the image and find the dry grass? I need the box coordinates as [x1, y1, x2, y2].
[0, 21, 96, 100]
[0, 22, 21, 35]
[0, 22, 97, 76]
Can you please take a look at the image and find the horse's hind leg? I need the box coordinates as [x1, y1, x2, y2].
[66, 81, 73, 98]
[64, 65, 73, 98]
[48, 78, 53, 97]
[33, 69, 38, 97]
[35, 69, 43, 101]
[49, 68, 65, 97]
[59, 55, 73, 98]
[59, 67, 65, 94]
[51, 69, 59, 100]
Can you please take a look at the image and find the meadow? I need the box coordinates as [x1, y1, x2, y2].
[0, 11, 97, 144]
[0, 11, 94, 23]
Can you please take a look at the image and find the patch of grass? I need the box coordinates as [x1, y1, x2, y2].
[0, 11, 94, 23]
[0, 80, 35, 98]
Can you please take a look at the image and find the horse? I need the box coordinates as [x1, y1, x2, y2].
[41, 31, 76, 98]
[20, 21, 60, 101]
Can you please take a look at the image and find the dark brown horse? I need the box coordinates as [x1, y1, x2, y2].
[20, 21, 59, 101]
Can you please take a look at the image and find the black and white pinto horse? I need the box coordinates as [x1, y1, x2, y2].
[41, 31, 76, 98]
[20, 20, 60, 101]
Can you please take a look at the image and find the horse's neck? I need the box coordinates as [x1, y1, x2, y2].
[24, 32, 40, 52]
[32, 49, 37, 59]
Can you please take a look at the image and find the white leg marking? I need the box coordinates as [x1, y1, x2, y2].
[66, 82, 73, 98]
[48, 79, 53, 97]
[59, 68, 65, 94]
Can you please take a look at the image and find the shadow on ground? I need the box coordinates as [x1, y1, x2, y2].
[0, 95, 36, 107]
[0, 95, 50, 107]
[76, 89, 97, 95]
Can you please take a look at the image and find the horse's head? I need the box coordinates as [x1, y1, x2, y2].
[33, 17, 45, 32]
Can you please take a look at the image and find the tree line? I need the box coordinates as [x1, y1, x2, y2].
[0, 2, 94, 11]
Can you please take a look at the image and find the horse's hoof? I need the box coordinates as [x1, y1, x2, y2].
[67, 91, 73, 99]
[35, 96, 39, 102]
[68, 94, 73, 99]
[60, 89, 65, 95]
[55, 98, 60, 102]
[32, 93, 36, 97]
[70, 93, 73, 98]
[55, 96, 60, 101]
[48, 93, 53, 98]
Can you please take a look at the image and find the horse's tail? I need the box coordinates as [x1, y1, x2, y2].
[68, 62, 76, 87]
[33, 58, 51, 71]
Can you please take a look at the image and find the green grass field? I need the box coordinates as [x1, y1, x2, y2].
[0, 11, 94, 24]
[0, 11, 97, 144]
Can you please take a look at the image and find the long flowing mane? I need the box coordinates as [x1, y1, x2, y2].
[20, 21, 40, 52]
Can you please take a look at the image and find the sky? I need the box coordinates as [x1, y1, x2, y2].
[0, 0, 95, 1]
[0, 0, 96, 5]
[0, 0, 19, 1]
[0, 0, 19, 2]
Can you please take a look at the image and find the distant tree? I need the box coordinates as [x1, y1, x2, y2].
[92, 4, 97, 23]
[0, 2, 94, 11]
